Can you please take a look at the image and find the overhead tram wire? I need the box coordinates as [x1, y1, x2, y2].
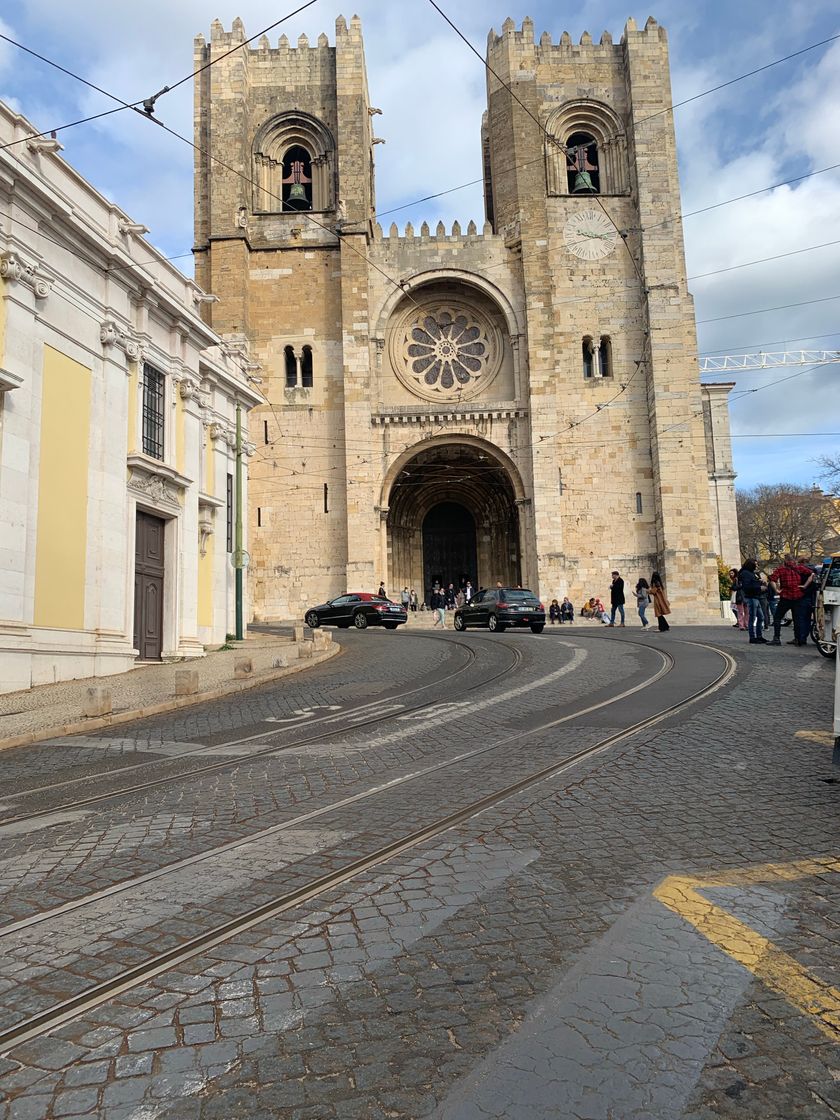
[6, 29, 837, 468]
[373, 24, 839, 227]
[0, 2, 322, 149]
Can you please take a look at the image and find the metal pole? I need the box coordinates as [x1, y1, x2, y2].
[834, 631, 840, 768]
[235, 402, 244, 641]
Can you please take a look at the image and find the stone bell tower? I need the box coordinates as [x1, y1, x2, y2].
[480, 16, 721, 611]
[193, 15, 376, 616]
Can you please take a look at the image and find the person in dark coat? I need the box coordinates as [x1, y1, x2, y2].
[608, 570, 625, 627]
[738, 558, 767, 644]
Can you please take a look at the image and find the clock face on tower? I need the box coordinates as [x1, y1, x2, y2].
[564, 209, 618, 261]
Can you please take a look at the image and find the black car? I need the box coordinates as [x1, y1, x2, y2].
[304, 593, 407, 631]
[454, 588, 545, 633]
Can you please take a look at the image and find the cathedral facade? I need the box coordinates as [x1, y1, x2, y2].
[193, 14, 738, 623]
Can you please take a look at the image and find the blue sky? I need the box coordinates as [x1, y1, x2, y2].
[2, 0, 839, 493]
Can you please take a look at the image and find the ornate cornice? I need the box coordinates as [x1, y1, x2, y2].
[177, 377, 200, 401]
[26, 136, 63, 156]
[371, 406, 527, 427]
[0, 251, 52, 300]
[100, 319, 142, 364]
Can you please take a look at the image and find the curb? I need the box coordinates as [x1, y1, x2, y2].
[0, 643, 341, 755]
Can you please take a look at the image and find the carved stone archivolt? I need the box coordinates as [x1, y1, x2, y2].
[389, 298, 503, 403]
[100, 319, 142, 363]
[0, 251, 52, 300]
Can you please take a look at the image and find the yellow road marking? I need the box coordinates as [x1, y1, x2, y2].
[654, 860, 840, 1041]
[795, 730, 835, 746]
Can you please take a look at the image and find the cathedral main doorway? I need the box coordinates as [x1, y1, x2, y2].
[385, 442, 521, 603]
[422, 502, 477, 595]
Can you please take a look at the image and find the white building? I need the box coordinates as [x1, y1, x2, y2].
[0, 102, 262, 694]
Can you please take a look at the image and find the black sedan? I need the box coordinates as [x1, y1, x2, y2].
[454, 588, 545, 633]
[304, 593, 407, 631]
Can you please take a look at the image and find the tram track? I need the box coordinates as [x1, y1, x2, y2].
[0, 640, 736, 1057]
[0, 632, 520, 825]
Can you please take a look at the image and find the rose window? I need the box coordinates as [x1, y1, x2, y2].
[402, 308, 495, 395]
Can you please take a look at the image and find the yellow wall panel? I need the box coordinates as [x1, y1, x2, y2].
[198, 548, 213, 630]
[176, 395, 185, 474]
[34, 346, 91, 630]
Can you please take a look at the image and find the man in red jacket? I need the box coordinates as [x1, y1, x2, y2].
[768, 555, 814, 646]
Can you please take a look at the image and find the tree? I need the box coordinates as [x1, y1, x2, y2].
[735, 484, 837, 565]
[817, 453, 840, 496]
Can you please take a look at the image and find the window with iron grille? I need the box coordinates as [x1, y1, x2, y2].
[226, 474, 234, 552]
[142, 364, 165, 460]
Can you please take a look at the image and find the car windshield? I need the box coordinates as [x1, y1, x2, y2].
[500, 589, 537, 601]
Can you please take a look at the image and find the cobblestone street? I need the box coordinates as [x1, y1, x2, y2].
[0, 626, 837, 1119]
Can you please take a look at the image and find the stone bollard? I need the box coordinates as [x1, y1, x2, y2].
[272, 653, 290, 670]
[83, 687, 112, 719]
[174, 670, 200, 697]
[312, 630, 332, 650]
[298, 642, 314, 659]
[234, 657, 253, 679]
[293, 624, 305, 643]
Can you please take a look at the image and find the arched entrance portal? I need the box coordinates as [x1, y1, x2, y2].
[386, 443, 521, 603]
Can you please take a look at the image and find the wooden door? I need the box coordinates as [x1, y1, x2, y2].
[134, 511, 165, 660]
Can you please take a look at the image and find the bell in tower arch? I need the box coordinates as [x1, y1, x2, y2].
[566, 133, 599, 195]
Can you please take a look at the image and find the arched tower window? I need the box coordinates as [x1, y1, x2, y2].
[598, 335, 612, 378]
[253, 112, 335, 213]
[582, 336, 595, 379]
[284, 345, 297, 388]
[301, 345, 313, 388]
[281, 145, 313, 211]
[545, 101, 627, 197]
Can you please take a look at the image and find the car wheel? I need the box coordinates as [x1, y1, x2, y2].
[454, 614, 466, 631]
[488, 615, 505, 633]
[811, 622, 836, 658]
[530, 624, 545, 634]
[304, 610, 321, 629]
[353, 612, 368, 629]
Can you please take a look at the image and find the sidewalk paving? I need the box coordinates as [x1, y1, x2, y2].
[0, 630, 338, 752]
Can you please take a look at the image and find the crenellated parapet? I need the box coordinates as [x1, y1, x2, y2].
[485, 14, 665, 60]
[372, 219, 497, 247]
[195, 14, 361, 57]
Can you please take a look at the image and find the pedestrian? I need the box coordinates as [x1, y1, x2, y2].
[378, 580, 387, 600]
[549, 598, 561, 624]
[400, 587, 410, 610]
[444, 582, 456, 610]
[608, 570, 626, 627]
[650, 571, 671, 631]
[560, 597, 574, 623]
[738, 558, 767, 644]
[635, 577, 651, 628]
[409, 588, 418, 612]
[728, 567, 747, 630]
[758, 567, 773, 631]
[797, 555, 819, 637]
[593, 597, 610, 624]
[429, 587, 446, 627]
[464, 580, 474, 602]
[455, 587, 465, 609]
[768, 554, 814, 646]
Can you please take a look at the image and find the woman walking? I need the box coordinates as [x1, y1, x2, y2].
[650, 571, 671, 631]
[635, 577, 651, 628]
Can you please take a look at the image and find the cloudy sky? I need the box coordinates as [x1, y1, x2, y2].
[2, 0, 839, 492]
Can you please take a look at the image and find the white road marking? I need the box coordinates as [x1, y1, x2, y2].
[797, 660, 824, 679]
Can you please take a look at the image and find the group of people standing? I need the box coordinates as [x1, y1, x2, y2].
[728, 555, 817, 646]
[606, 570, 672, 632]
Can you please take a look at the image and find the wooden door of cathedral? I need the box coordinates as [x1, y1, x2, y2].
[133, 511, 165, 661]
[422, 502, 477, 599]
